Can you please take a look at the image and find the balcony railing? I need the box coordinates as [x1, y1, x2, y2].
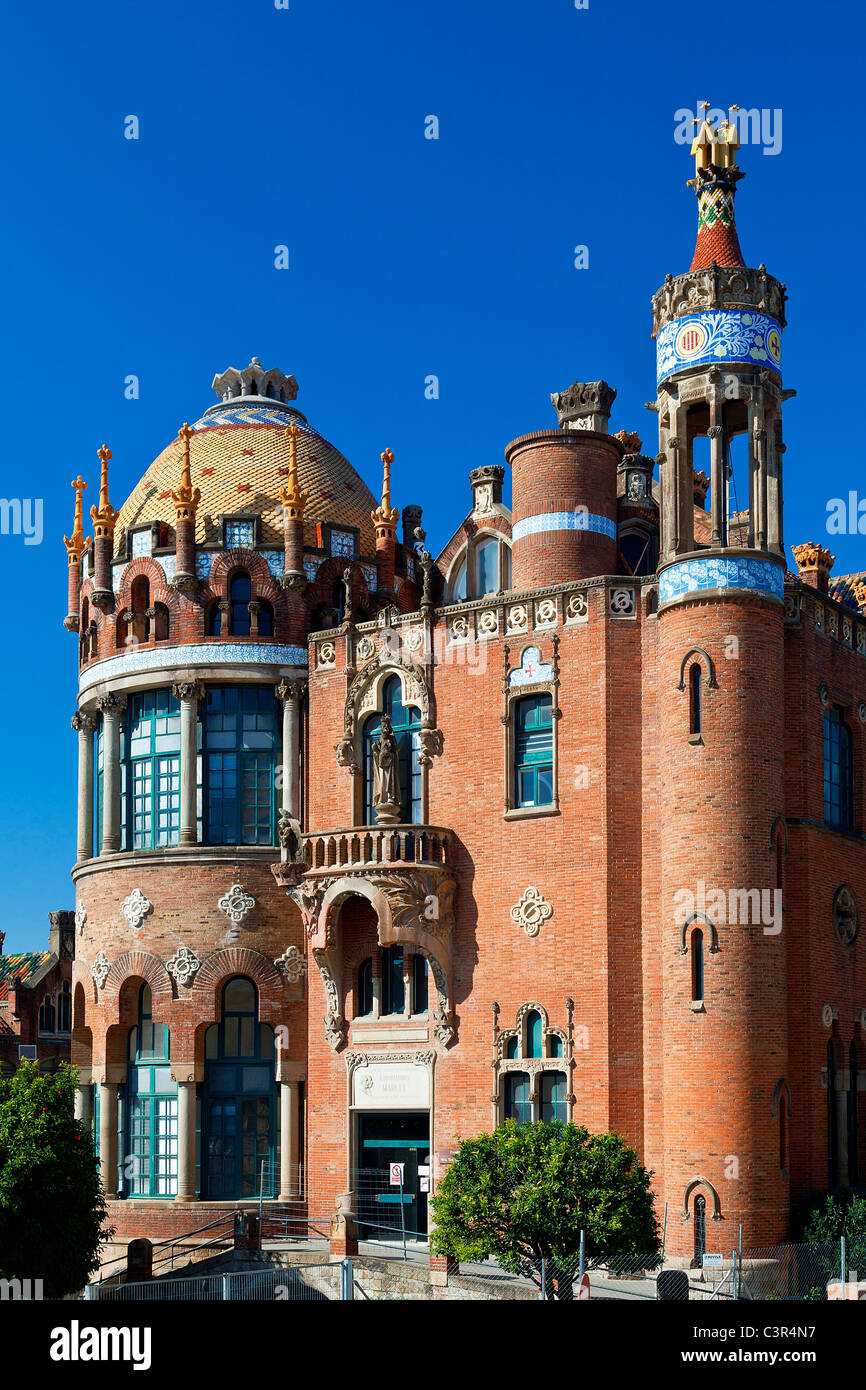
[303, 826, 451, 873]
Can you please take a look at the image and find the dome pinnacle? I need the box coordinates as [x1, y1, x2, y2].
[90, 445, 119, 539]
[687, 103, 746, 271]
[279, 422, 308, 519]
[63, 476, 91, 562]
[171, 423, 201, 522]
[372, 448, 399, 536]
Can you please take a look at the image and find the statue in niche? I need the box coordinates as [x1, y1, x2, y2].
[372, 715, 402, 824]
[343, 566, 354, 622]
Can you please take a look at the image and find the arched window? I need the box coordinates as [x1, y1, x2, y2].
[693, 1194, 707, 1261]
[505, 1035, 519, 1060]
[38, 996, 55, 1034]
[548, 1034, 563, 1058]
[57, 980, 72, 1033]
[412, 954, 428, 1015]
[526, 1009, 543, 1059]
[151, 603, 169, 642]
[204, 686, 278, 845]
[206, 601, 221, 636]
[827, 1040, 839, 1188]
[691, 927, 704, 1003]
[849, 1042, 860, 1186]
[514, 694, 553, 808]
[475, 536, 499, 595]
[130, 576, 150, 645]
[824, 706, 853, 830]
[689, 664, 702, 738]
[126, 983, 177, 1197]
[504, 1072, 531, 1123]
[357, 958, 373, 1018]
[229, 571, 252, 637]
[381, 945, 405, 1016]
[203, 977, 277, 1199]
[362, 675, 422, 825]
[448, 555, 467, 603]
[256, 601, 274, 637]
[540, 1071, 567, 1123]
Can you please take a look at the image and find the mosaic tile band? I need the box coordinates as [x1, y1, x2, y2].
[656, 309, 782, 384]
[79, 642, 308, 696]
[513, 510, 617, 542]
[659, 555, 785, 606]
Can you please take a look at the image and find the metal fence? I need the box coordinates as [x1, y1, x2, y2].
[90, 1263, 339, 1301]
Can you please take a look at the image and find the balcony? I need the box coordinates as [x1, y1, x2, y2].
[303, 825, 452, 875]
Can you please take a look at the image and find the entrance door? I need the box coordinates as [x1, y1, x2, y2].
[357, 1113, 429, 1242]
[205, 1092, 274, 1199]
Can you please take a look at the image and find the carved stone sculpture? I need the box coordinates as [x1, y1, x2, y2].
[371, 715, 402, 824]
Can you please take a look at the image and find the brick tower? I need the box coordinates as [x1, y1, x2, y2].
[653, 108, 791, 1254]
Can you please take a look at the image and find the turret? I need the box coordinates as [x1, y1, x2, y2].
[654, 110, 790, 1253]
[506, 381, 622, 590]
[89, 444, 119, 608]
[170, 423, 201, 591]
[279, 421, 308, 590]
[371, 448, 399, 594]
[63, 476, 91, 630]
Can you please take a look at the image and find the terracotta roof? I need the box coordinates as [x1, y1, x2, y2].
[113, 401, 380, 559]
[830, 572, 866, 611]
[0, 952, 49, 998]
[689, 219, 745, 272]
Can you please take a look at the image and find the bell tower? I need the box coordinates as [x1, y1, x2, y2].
[654, 109, 791, 1253]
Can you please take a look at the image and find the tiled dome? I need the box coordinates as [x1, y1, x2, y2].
[113, 377, 379, 558]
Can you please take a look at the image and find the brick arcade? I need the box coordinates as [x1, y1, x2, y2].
[65, 117, 866, 1263]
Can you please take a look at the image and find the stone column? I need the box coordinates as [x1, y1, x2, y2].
[371, 953, 382, 1020]
[708, 415, 725, 549]
[97, 694, 125, 855]
[218, 600, 231, 636]
[248, 599, 260, 636]
[172, 682, 205, 846]
[276, 680, 305, 822]
[403, 951, 413, 1017]
[74, 1083, 93, 1126]
[71, 711, 97, 862]
[98, 1081, 118, 1198]
[747, 392, 767, 550]
[278, 1080, 300, 1201]
[175, 1080, 198, 1202]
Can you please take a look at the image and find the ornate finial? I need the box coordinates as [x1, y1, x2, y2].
[171, 422, 201, 521]
[687, 102, 745, 271]
[279, 421, 308, 517]
[90, 445, 120, 538]
[371, 448, 399, 535]
[791, 542, 835, 575]
[64, 476, 92, 561]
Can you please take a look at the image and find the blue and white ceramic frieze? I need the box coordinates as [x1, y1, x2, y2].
[112, 562, 128, 592]
[513, 510, 617, 542]
[304, 557, 322, 582]
[196, 551, 215, 581]
[261, 550, 285, 580]
[657, 310, 782, 384]
[79, 642, 308, 695]
[160, 554, 177, 583]
[659, 555, 785, 605]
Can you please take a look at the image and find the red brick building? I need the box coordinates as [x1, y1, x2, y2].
[0, 915, 75, 1077]
[67, 127, 866, 1261]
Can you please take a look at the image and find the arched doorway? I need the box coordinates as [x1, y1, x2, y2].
[202, 977, 278, 1199]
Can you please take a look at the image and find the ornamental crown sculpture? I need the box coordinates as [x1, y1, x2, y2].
[550, 379, 617, 433]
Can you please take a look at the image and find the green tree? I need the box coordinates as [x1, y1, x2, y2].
[800, 1191, 866, 1299]
[431, 1121, 660, 1297]
[0, 1061, 112, 1297]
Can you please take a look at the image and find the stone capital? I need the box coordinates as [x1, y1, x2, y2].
[71, 711, 98, 735]
[171, 680, 207, 704]
[96, 692, 126, 716]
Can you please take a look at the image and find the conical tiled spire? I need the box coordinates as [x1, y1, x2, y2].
[688, 104, 745, 271]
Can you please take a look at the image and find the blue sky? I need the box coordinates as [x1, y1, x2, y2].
[2, 0, 864, 949]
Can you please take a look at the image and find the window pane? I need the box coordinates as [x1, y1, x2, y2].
[224, 978, 256, 1013]
[475, 538, 498, 595]
[526, 1010, 543, 1058]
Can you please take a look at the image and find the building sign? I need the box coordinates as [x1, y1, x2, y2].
[352, 1061, 430, 1110]
[656, 309, 782, 384]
